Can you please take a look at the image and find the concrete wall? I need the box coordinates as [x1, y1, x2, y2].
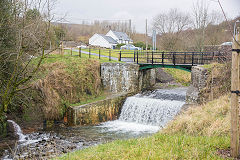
[101, 63, 156, 93]
[67, 93, 131, 126]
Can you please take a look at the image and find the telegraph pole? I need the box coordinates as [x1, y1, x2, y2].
[129, 19, 132, 34]
[231, 21, 240, 158]
[146, 19, 148, 50]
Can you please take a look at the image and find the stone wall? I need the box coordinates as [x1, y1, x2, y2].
[67, 93, 131, 126]
[101, 63, 156, 93]
[186, 66, 208, 104]
[186, 64, 231, 104]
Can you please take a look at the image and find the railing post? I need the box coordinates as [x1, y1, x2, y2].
[184, 52, 186, 64]
[79, 47, 81, 58]
[201, 52, 204, 64]
[152, 51, 154, 64]
[99, 49, 101, 59]
[147, 51, 149, 63]
[162, 51, 164, 64]
[192, 52, 194, 65]
[173, 52, 176, 65]
[137, 50, 139, 64]
[109, 49, 111, 61]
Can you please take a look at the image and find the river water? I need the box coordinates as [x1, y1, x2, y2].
[2, 87, 187, 160]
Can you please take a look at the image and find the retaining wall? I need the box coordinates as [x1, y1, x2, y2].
[67, 93, 131, 126]
[101, 63, 156, 93]
[186, 64, 230, 104]
[186, 66, 208, 104]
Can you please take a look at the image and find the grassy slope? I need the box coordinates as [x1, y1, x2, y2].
[28, 54, 114, 120]
[163, 68, 191, 86]
[57, 95, 231, 160]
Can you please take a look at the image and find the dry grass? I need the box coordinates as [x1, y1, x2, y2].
[163, 94, 230, 136]
[31, 57, 102, 120]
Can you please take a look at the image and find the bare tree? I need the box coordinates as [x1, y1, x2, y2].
[192, 0, 213, 51]
[0, 0, 59, 137]
[153, 8, 191, 50]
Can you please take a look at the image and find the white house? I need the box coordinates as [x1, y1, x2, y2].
[106, 30, 133, 44]
[89, 34, 118, 49]
[89, 30, 133, 49]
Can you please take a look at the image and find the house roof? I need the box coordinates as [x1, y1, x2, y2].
[99, 34, 118, 44]
[111, 31, 132, 41]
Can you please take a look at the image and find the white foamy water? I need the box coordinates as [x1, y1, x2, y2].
[99, 88, 187, 134]
[99, 120, 160, 134]
[6, 120, 46, 146]
[7, 120, 26, 142]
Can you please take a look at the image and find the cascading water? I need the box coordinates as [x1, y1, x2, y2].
[7, 120, 26, 142]
[2, 87, 187, 159]
[99, 88, 187, 134]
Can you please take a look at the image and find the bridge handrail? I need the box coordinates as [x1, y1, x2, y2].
[117, 50, 229, 65]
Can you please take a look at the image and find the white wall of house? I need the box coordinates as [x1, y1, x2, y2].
[106, 30, 118, 41]
[106, 30, 131, 45]
[89, 34, 115, 48]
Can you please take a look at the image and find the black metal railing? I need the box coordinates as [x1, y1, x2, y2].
[118, 50, 228, 66]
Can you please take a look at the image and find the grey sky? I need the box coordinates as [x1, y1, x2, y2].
[55, 0, 240, 33]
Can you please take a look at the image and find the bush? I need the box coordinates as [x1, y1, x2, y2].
[133, 42, 152, 50]
[116, 43, 125, 49]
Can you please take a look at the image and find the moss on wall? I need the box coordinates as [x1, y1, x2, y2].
[67, 93, 133, 126]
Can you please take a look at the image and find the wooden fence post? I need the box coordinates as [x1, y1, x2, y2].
[109, 49, 111, 61]
[119, 51, 121, 61]
[99, 49, 101, 59]
[79, 47, 81, 57]
[231, 32, 240, 158]
[89, 47, 91, 58]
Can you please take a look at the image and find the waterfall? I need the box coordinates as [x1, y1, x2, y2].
[100, 88, 187, 134]
[119, 97, 185, 126]
[7, 120, 26, 142]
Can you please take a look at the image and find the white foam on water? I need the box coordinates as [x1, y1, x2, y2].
[119, 97, 185, 127]
[6, 120, 46, 146]
[99, 89, 186, 134]
[99, 120, 160, 134]
[7, 120, 26, 142]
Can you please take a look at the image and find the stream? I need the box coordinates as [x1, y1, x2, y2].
[2, 87, 187, 160]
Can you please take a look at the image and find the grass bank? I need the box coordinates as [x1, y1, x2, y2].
[57, 95, 231, 160]
[163, 68, 191, 86]
[22, 54, 110, 121]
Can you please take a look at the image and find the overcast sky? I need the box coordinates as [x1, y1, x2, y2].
[55, 0, 240, 33]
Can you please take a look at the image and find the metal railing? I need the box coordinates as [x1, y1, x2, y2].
[118, 50, 230, 65]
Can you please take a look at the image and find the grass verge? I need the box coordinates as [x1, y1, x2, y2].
[163, 68, 191, 86]
[56, 95, 231, 160]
